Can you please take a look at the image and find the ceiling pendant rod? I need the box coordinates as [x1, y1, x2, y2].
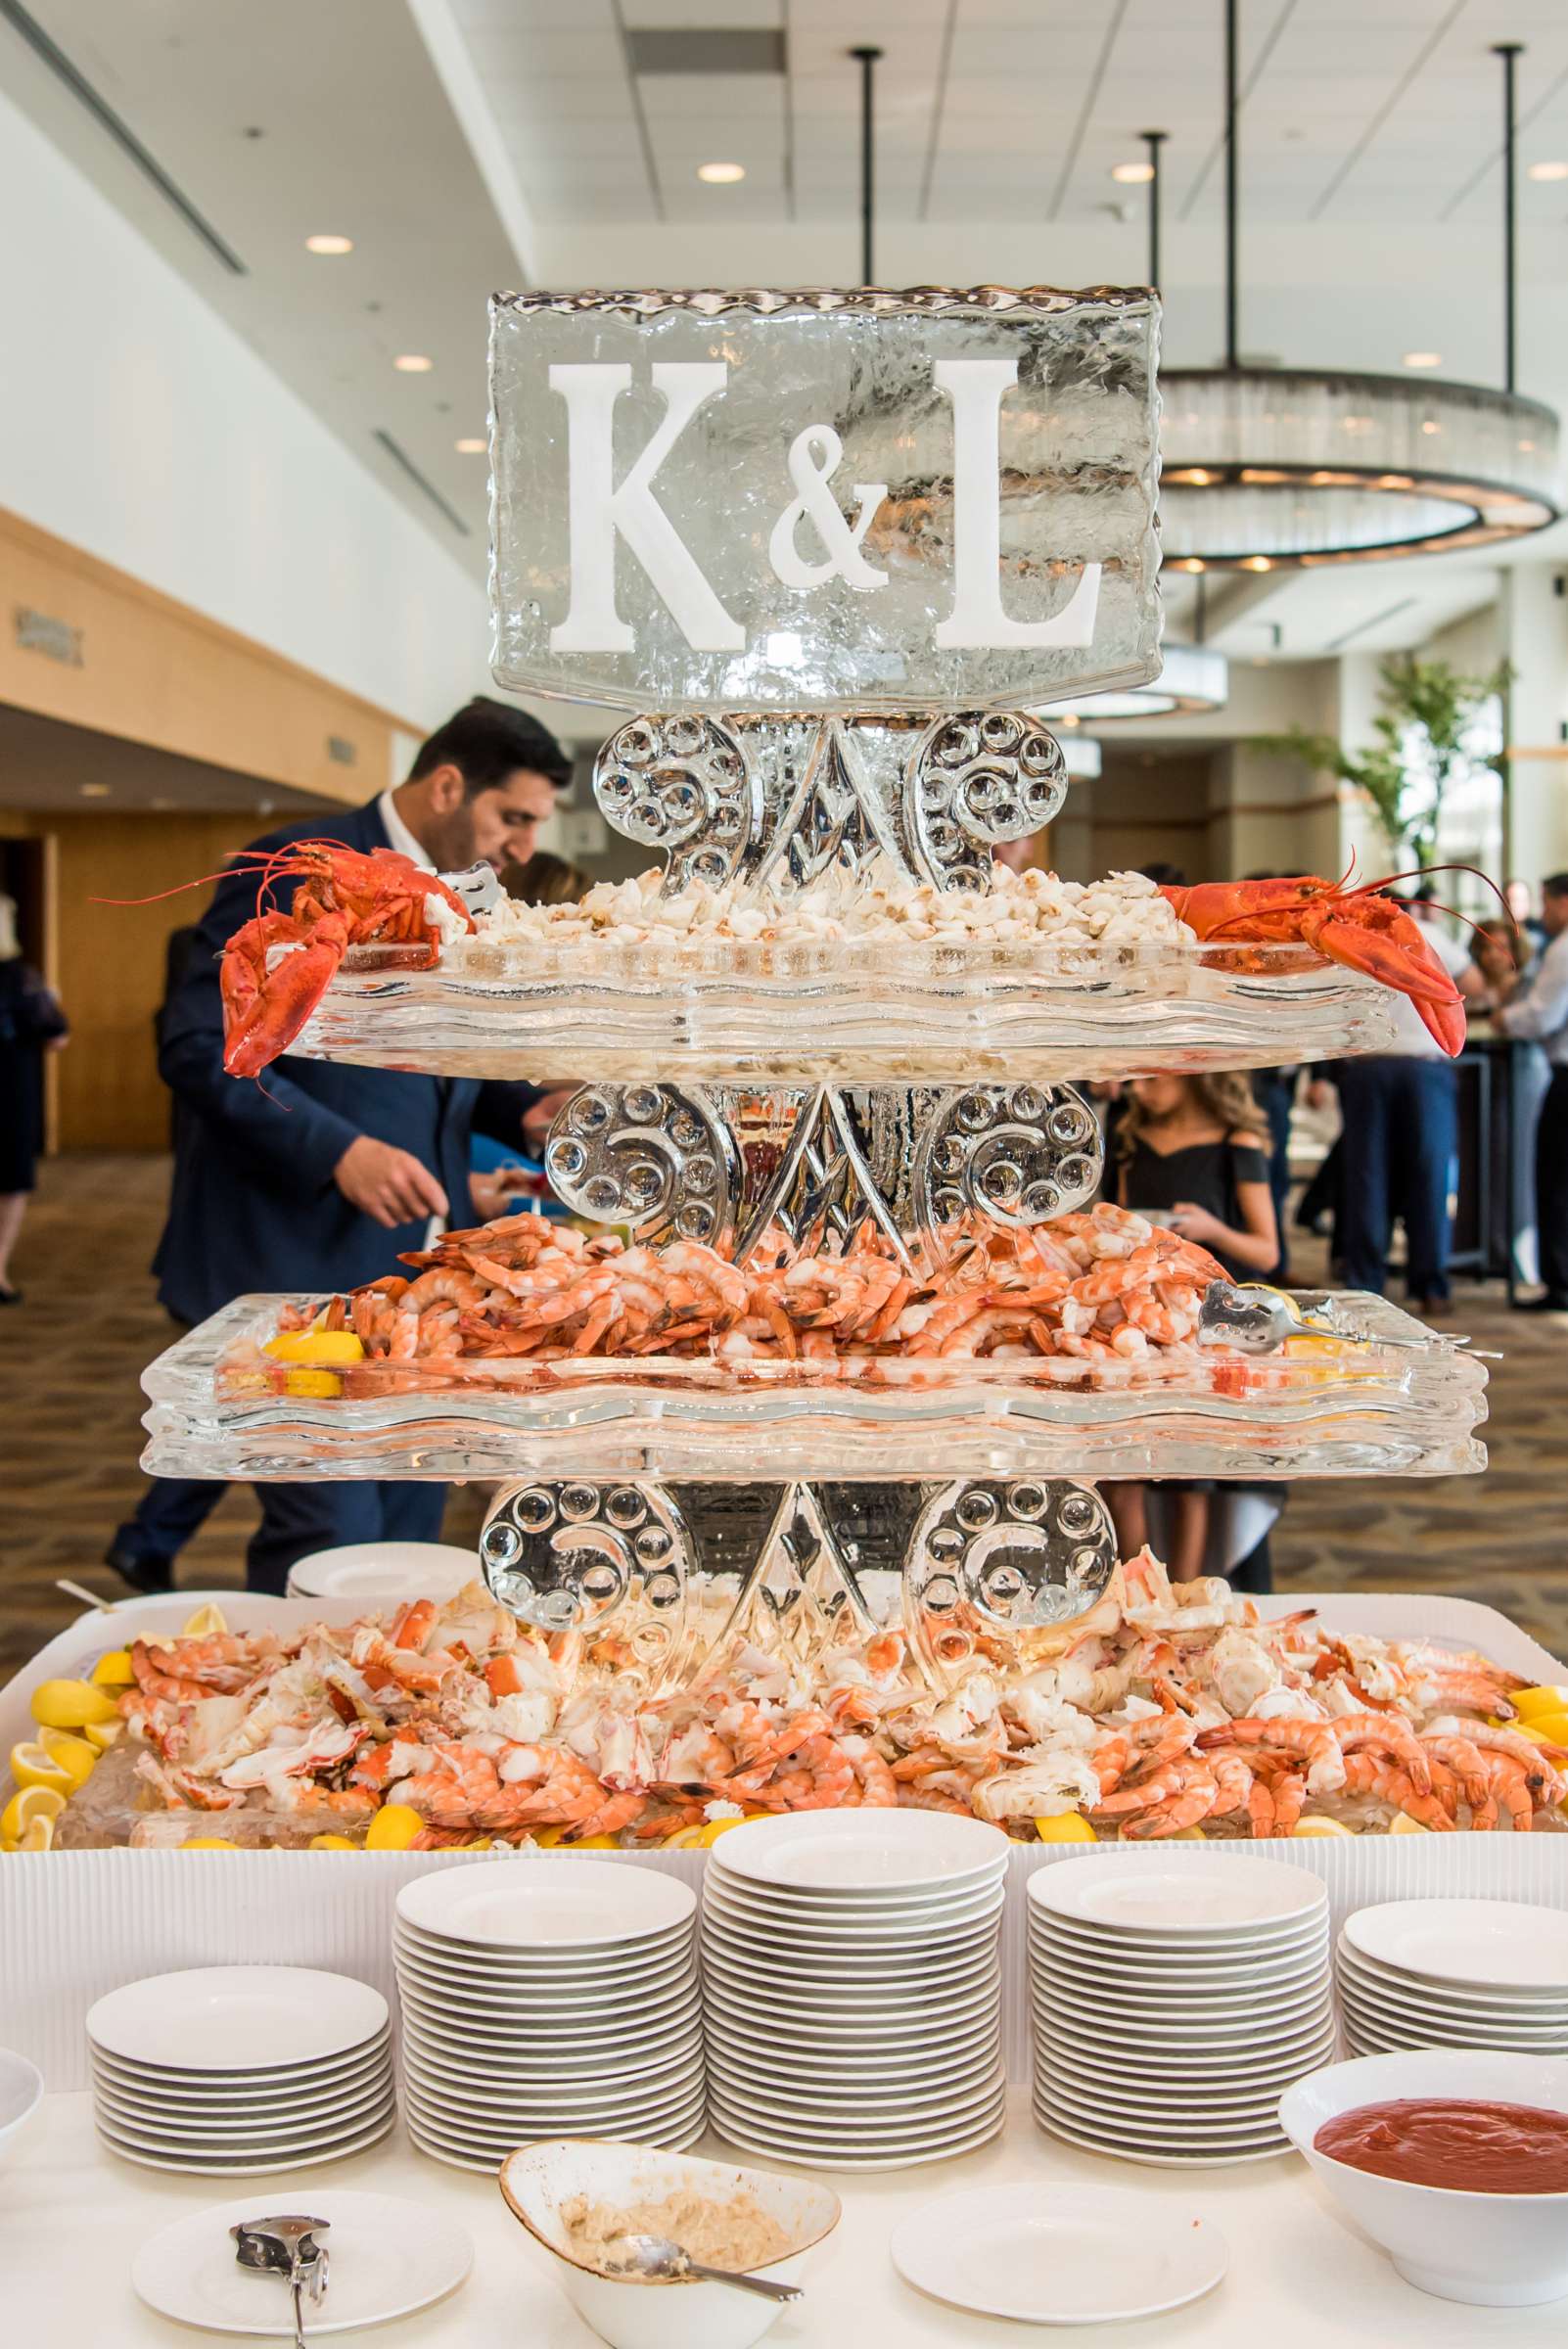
[1223, 0, 1239, 369]
[851, 45, 883, 286]
[1142, 129, 1168, 288]
[1494, 41, 1523, 394]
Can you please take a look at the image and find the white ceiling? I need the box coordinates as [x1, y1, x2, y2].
[5, 0, 1568, 669]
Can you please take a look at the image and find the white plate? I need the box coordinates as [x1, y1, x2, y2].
[711, 1811, 1009, 1893]
[702, 1911, 1004, 1961]
[393, 1954, 696, 2010]
[1336, 1980, 1568, 2039]
[98, 2108, 395, 2176]
[1032, 2108, 1289, 2171]
[1335, 1942, 1568, 2013]
[707, 2065, 1004, 2125]
[92, 2072, 393, 2140]
[133, 2187, 472, 2336]
[1033, 1911, 1326, 1958]
[88, 1969, 388, 2073]
[400, 2062, 704, 2118]
[400, 2086, 706, 2144]
[1036, 2076, 1296, 2138]
[1030, 1930, 1326, 1984]
[286, 1541, 479, 1600]
[710, 2098, 1007, 2172]
[890, 2182, 1227, 2326]
[704, 1874, 1004, 1921]
[707, 2032, 999, 2085]
[1033, 2010, 1336, 2061]
[1034, 1994, 1333, 2045]
[408, 2112, 707, 2171]
[402, 2046, 704, 2101]
[1343, 1899, 1568, 1992]
[703, 2004, 1000, 2051]
[699, 1944, 992, 1995]
[87, 2028, 392, 2093]
[1031, 1958, 1328, 2009]
[1031, 1858, 1326, 1935]
[1032, 2036, 1337, 2088]
[398, 2006, 701, 2062]
[88, 2052, 391, 2112]
[397, 1863, 695, 1950]
[393, 1920, 693, 1975]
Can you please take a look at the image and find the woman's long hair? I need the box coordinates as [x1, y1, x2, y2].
[1116, 1070, 1267, 1161]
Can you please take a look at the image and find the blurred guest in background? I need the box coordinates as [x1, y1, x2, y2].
[112, 697, 575, 1594]
[1332, 887, 1468, 1315]
[1459, 916, 1529, 1015]
[1495, 872, 1568, 1315]
[506, 850, 592, 905]
[0, 890, 68, 1304]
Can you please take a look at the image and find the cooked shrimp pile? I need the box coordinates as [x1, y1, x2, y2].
[108, 1560, 1562, 1846]
[273, 1202, 1229, 1370]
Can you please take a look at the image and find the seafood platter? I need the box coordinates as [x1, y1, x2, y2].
[9, 285, 1568, 2303]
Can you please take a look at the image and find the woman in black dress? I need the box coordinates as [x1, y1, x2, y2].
[1109, 1069, 1279, 1583]
[0, 895, 69, 1304]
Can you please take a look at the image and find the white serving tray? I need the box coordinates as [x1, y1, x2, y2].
[1, 1593, 1560, 2091]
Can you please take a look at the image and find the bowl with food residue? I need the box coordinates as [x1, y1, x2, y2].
[500, 2140, 841, 2349]
[1280, 2049, 1568, 2306]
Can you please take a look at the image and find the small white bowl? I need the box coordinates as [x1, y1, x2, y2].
[0, 2050, 43, 2158]
[500, 2139, 840, 2349]
[1280, 2049, 1568, 2306]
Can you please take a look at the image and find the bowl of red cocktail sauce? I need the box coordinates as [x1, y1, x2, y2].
[1280, 2050, 1568, 2306]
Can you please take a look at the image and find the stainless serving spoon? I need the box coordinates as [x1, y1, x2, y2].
[600, 2231, 803, 2303]
[232, 2214, 331, 2349]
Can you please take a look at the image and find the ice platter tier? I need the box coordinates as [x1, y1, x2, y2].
[140, 1291, 1487, 1485]
[292, 936, 1399, 1086]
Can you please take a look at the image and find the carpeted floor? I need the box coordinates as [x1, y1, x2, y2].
[2, 1155, 1565, 1685]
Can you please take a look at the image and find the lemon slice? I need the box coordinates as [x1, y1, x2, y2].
[1291, 1816, 1354, 1837]
[1035, 1813, 1098, 1843]
[90, 1649, 136, 1687]
[83, 1721, 122, 1754]
[15, 1815, 56, 1853]
[10, 1730, 96, 1793]
[181, 1603, 229, 1638]
[307, 1833, 358, 1851]
[29, 1678, 120, 1730]
[1388, 1813, 1429, 1834]
[264, 1331, 365, 1365]
[1167, 1824, 1207, 1840]
[180, 1838, 240, 1851]
[1, 1785, 66, 1845]
[363, 1803, 424, 1852]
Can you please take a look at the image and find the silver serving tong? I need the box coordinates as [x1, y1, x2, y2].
[232, 2214, 331, 2349]
[1196, 1282, 1448, 1354]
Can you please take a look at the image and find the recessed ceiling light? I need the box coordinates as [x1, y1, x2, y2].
[1420, 419, 1442, 435]
[697, 161, 746, 184]
[1528, 161, 1568, 181]
[79, 782, 111, 798]
[393, 353, 433, 373]
[454, 437, 486, 454]
[1241, 555, 1273, 572]
[1111, 161, 1155, 184]
[304, 233, 353, 255]
[1403, 350, 1442, 368]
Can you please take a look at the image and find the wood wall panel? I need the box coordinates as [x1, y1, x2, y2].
[0, 506, 415, 806]
[3, 809, 259, 1151]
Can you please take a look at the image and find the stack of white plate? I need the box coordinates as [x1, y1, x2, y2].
[87, 1966, 392, 2175]
[1029, 1857, 1335, 2166]
[1340, 1899, 1568, 2055]
[394, 1862, 703, 2171]
[701, 1811, 1010, 2171]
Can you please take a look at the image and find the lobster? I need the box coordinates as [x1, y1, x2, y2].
[1160, 875, 1467, 1056]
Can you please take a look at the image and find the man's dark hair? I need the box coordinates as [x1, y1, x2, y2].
[1137, 860, 1188, 890]
[1544, 872, 1568, 900]
[408, 696, 572, 796]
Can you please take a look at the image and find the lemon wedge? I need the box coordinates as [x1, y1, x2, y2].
[307, 1833, 358, 1851]
[181, 1603, 229, 1638]
[1035, 1813, 1098, 1843]
[180, 1838, 240, 1851]
[1515, 1713, 1568, 1751]
[530, 1825, 568, 1849]
[1512, 1685, 1568, 1719]
[90, 1649, 136, 1687]
[264, 1331, 365, 1365]
[1, 1785, 66, 1845]
[83, 1721, 122, 1754]
[1167, 1824, 1207, 1840]
[1388, 1813, 1429, 1834]
[15, 1815, 56, 1853]
[363, 1803, 424, 1852]
[30, 1679, 120, 1730]
[10, 1729, 96, 1793]
[1291, 1816, 1354, 1838]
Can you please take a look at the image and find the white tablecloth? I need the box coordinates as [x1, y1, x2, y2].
[9, 2091, 1558, 2344]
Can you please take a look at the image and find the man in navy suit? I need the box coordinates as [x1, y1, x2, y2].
[109, 696, 574, 1593]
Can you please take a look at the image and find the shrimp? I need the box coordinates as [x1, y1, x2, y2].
[1199, 1718, 1345, 1796]
[396, 1743, 502, 1830]
[1338, 1752, 1454, 1830]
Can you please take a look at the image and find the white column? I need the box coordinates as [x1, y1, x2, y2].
[1497, 564, 1568, 888]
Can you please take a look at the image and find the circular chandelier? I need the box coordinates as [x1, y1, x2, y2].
[1146, 15, 1561, 573]
[1040, 642, 1228, 721]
